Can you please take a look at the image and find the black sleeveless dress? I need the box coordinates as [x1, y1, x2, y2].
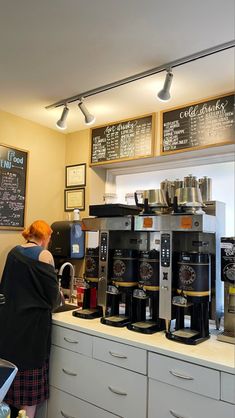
[1, 245, 60, 407]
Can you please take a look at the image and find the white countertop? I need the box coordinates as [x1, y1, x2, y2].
[52, 311, 235, 374]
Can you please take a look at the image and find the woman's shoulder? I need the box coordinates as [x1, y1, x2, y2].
[38, 249, 55, 266]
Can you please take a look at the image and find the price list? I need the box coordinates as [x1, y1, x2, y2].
[91, 115, 154, 164]
[0, 145, 28, 229]
[162, 93, 234, 153]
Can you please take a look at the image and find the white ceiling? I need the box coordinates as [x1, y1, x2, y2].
[0, 0, 234, 133]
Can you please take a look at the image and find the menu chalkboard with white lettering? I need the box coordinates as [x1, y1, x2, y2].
[160, 93, 235, 154]
[90, 114, 155, 165]
[0, 144, 28, 229]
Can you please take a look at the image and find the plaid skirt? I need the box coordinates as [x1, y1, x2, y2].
[4, 360, 49, 407]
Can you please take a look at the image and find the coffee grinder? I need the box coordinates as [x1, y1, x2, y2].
[217, 237, 235, 344]
[73, 247, 103, 319]
[127, 249, 165, 333]
[101, 248, 139, 327]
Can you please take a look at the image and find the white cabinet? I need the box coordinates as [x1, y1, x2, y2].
[48, 322, 235, 418]
[48, 386, 120, 418]
[221, 372, 235, 404]
[93, 336, 147, 374]
[148, 352, 235, 418]
[51, 324, 92, 356]
[148, 352, 220, 399]
[48, 326, 147, 418]
[148, 379, 235, 418]
[50, 345, 147, 418]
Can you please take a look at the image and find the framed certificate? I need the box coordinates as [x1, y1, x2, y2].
[64, 188, 85, 211]
[66, 163, 86, 187]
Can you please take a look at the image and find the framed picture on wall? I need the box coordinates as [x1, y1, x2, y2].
[66, 163, 86, 187]
[64, 188, 85, 211]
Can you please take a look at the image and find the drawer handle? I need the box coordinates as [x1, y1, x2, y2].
[169, 370, 194, 380]
[170, 409, 188, 418]
[62, 368, 78, 377]
[61, 411, 76, 418]
[64, 337, 78, 344]
[108, 385, 127, 396]
[109, 350, 127, 359]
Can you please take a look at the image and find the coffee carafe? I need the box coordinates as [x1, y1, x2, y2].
[101, 249, 138, 327]
[217, 237, 235, 344]
[128, 250, 165, 334]
[73, 247, 103, 319]
[166, 251, 211, 344]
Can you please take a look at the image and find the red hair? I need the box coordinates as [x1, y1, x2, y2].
[22, 220, 52, 241]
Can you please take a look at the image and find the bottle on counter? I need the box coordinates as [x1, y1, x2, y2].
[17, 410, 28, 418]
[73, 208, 80, 221]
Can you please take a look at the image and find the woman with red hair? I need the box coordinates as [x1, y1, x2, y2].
[0, 220, 61, 418]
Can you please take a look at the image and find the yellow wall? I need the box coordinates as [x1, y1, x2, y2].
[0, 110, 107, 278]
[65, 129, 106, 219]
[0, 110, 66, 275]
[65, 129, 106, 276]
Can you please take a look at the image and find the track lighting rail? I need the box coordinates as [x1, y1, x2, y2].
[46, 40, 234, 110]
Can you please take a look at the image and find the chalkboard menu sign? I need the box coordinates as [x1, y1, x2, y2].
[90, 114, 154, 165]
[161, 93, 235, 154]
[0, 144, 28, 230]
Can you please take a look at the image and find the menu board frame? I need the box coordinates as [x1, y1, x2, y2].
[90, 113, 155, 166]
[160, 92, 235, 155]
[0, 143, 28, 230]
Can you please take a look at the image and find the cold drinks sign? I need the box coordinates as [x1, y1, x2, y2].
[160, 93, 235, 154]
[0, 144, 28, 229]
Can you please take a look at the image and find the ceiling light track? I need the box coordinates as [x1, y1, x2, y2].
[46, 40, 235, 110]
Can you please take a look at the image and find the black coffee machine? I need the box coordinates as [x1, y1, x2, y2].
[101, 249, 138, 327]
[166, 251, 211, 344]
[127, 250, 165, 334]
[73, 247, 103, 319]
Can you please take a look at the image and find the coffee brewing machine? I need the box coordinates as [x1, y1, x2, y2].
[81, 212, 162, 328]
[134, 200, 225, 344]
[217, 237, 235, 344]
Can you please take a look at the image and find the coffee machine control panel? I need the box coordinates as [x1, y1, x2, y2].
[161, 233, 171, 267]
[160, 232, 173, 321]
[98, 232, 109, 313]
[100, 232, 108, 261]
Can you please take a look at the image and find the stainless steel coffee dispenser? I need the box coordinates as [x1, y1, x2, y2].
[80, 215, 148, 326]
[135, 201, 225, 344]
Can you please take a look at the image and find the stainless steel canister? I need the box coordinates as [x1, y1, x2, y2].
[183, 174, 198, 188]
[198, 176, 212, 202]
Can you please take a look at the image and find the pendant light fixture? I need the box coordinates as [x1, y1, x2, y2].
[78, 98, 96, 126]
[157, 69, 173, 102]
[56, 105, 69, 130]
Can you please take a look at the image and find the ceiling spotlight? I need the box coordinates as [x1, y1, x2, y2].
[157, 69, 173, 102]
[56, 105, 69, 130]
[78, 99, 96, 126]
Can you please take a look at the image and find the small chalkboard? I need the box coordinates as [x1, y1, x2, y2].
[0, 144, 28, 230]
[90, 114, 155, 165]
[161, 93, 235, 154]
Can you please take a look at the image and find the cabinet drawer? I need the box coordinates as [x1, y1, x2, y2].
[221, 372, 235, 404]
[50, 346, 147, 418]
[148, 379, 234, 418]
[93, 336, 147, 374]
[148, 352, 220, 400]
[48, 386, 120, 418]
[51, 325, 92, 356]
